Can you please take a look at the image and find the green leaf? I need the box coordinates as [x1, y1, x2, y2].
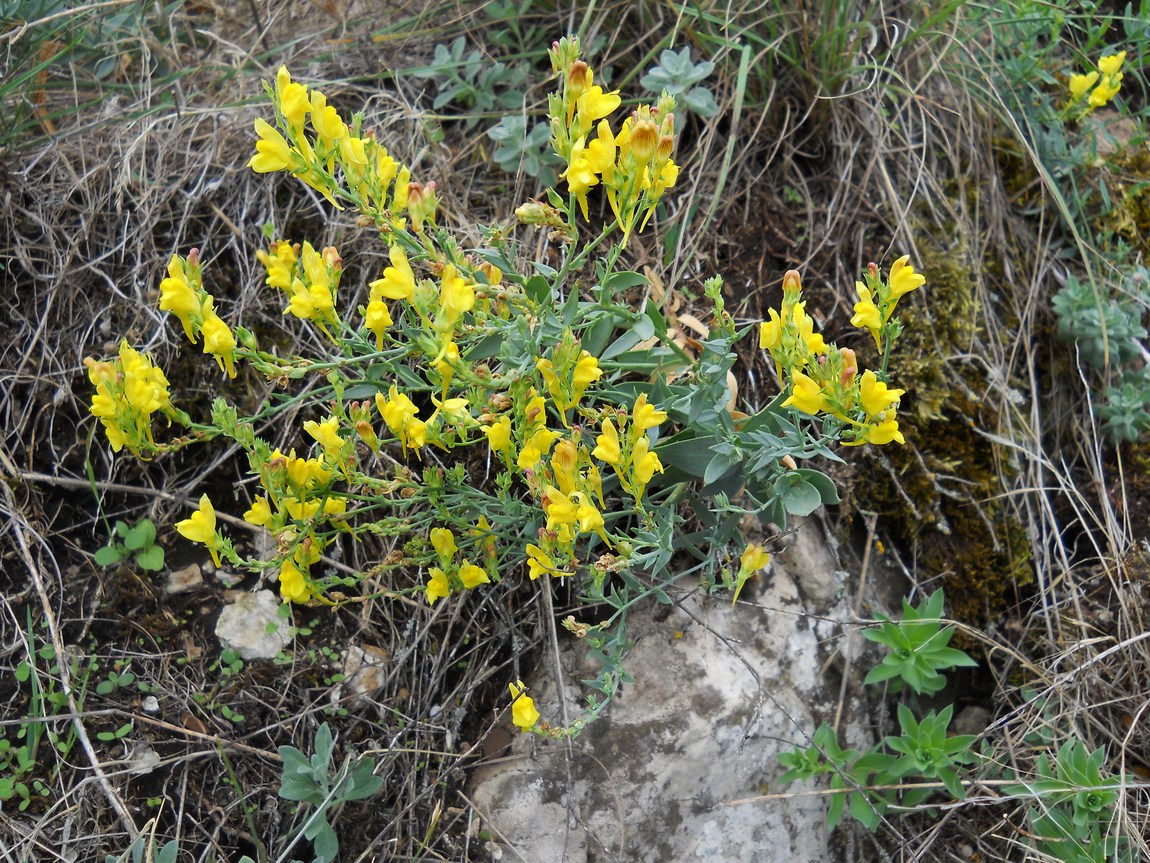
[524, 275, 551, 304]
[94, 545, 126, 567]
[793, 469, 840, 505]
[775, 476, 823, 516]
[123, 519, 155, 551]
[600, 270, 649, 294]
[135, 545, 165, 572]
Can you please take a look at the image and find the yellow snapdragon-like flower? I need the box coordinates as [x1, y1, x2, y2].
[631, 394, 668, 434]
[370, 246, 417, 302]
[482, 415, 513, 459]
[887, 256, 926, 300]
[303, 415, 344, 458]
[279, 556, 314, 604]
[850, 284, 882, 351]
[733, 544, 771, 604]
[176, 494, 222, 567]
[858, 370, 905, 418]
[782, 371, 828, 415]
[591, 418, 623, 466]
[430, 527, 457, 561]
[249, 118, 295, 173]
[1069, 70, 1099, 100]
[200, 302, 237, 378]
[1098, 51, 1125, 77]
[458, 560, 490, 589]
[526, 543, 563, 580]
[158, 256, 200, 341]
[508, 680, 540, 731]
[426, 567, 451, 604]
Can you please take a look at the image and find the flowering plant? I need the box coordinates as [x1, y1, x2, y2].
[87, 38, 919, 735]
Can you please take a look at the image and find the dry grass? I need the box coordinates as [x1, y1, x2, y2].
[2, 0, 1150, 861]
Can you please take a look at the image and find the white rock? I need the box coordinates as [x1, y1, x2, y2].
[336, 644, 391, 709]
[215, 590, 291, 660]
[166, 562, 202, 594]
[471, 575, 839, 863]
[776, 516, 841, 605]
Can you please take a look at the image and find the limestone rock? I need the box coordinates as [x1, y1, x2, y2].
[471, 566, 836, 862]
[215, 590, 291, 660]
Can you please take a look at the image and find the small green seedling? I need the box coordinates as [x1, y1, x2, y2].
[95, 518, 165, 571]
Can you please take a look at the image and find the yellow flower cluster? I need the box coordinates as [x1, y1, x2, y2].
[86, 341, 177, 456]
[242, 444, 340, 604]
[158, 251, 238, 377]
[760, 263, 923, 446]
[248, 67, 414, 225]
[1068, 50, 1125, 115]
[256, 239, 344, 335]
[590, 394, 667, 500]
[424, 525, 493, 604]
[547, 37, 679, 240]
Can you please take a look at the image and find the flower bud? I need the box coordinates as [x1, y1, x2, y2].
[867, 261, 879, 278]
[655, 134, 674, 164]
[515, 201, 548, 224]
[782, 270, 802, 295]
[568, 61, 591, 99]
[322, 246, 342, 271]
[407, 180, 439, 233]
[490, 393, 512, 411]
[839, 347, 857, 386]
[781, 454, 797, 470]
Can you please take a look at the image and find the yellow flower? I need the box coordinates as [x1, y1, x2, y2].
[1069, 70, 1099, 100]
[846, 417, 905, 446]
[158, 255, 200, 341]
[482, 415, 513, 457]
[438, 265, 475, 325]
[370, 246, 416, 302]
[516, 426, 558, 470]
[244, 496, 273, 527]
[630, 434, 667, 490]
[576, 86, 621, 126]
[379, 386, 419, 438]
[543, 486, 579, 533]
[858, 370, 905, 418]
[458, 560, 490, 589]
[309, 89, 347, 146]
[249, 118, 295, 173]
[1089, 78, 1122, 108]
[364, 299, 392, 349]
[631, 394, 667, 434]
[526, 544, 562, 580]
[200, 307, 237, 378]
[275, 66, 309, 129]
[571, 352, 603, 403]
[426, 567, 451, 604]
[175, 494, 222, 566]
[508, 680, 540, 731]
[550, 439, 580, 496]
[733, 544, 771, 604]
[759, 309, 782, 352]
[303, 415, 344, 456]
[430, 527, 457, 562]
[592, 418, 623, 465]
[851, 283, 883, 350]
[782, 371, 828, 415]
[1098, 51, 1126, 77]
[888, 256, 925, 299]
[278, 557, 313, 604]
[792, 302, 826, 355]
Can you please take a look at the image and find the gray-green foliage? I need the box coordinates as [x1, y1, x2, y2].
[413, 36, 530, 127]
[486, 114, 560, 184]
[104, 835, 178, 863]
[277, 723, 383, 863]
[1052, 268, 1150, 442]
[641, 45, 719, 117]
